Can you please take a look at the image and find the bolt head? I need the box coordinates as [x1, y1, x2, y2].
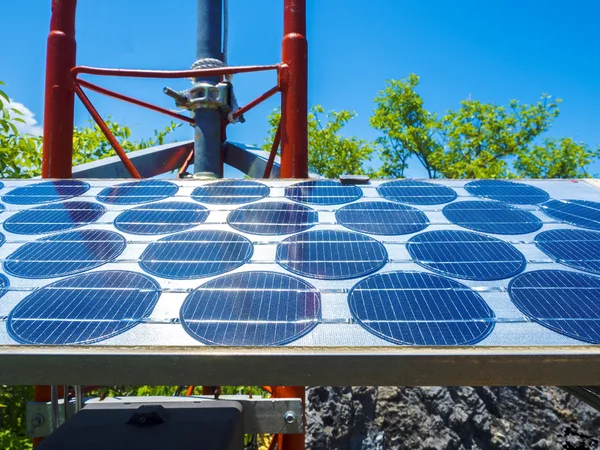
[284, 411, 297, 424]
[31, 414, 45, 427]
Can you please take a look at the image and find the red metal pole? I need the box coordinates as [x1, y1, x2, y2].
[280, 0, 308, 178]
[42, 0, 78, 179]
[272, 386, 305, 450]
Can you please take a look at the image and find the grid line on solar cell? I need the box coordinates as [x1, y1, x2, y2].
[406, 230, 526, 281]
[535, 229, 600, 275]
[139, 229, 253, 279]
[7, 270, 161, 345]
[4, 229, 126, 279]
[348, 271, 495, 345]
[3, 201, 106, 235]
[540, 199, 600, 231]
[191, 180, 269, 205]
[336, 201, 430, 235]
[276, 229, 388, 280]
[114, 201, 209, 235]
[443, 200, 542, 235]
[96, 180, 178, 205]
[227, 201, 317, 235]
[1, 180, 90, 205]
[464, 180, 549, 205]
[376, 180, 457, 205]
[284, 180, 363, 205]
[508, 270, 600, 344]
[180, 271, 321, 345]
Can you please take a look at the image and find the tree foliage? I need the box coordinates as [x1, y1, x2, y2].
[263, 105, 375, 178]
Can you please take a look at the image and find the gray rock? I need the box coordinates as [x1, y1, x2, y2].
[305, 387, 600, 450]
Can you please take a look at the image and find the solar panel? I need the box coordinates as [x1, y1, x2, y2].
[0, 181, 3, 190]
[96, 180, 178, 205]
[1, 180, 90, 205]
[535, 229, 600, 275]
[335, 201, 430, 235]
[349, 271, 495, 345]
[139, 229, 253, 280]
[276, 229, 388, 280]
[377, 180, 457, 205]
[284, 180, 363, 205]
[0, 232, 4, 247]
[442, 200, 542, 235]
[0, 273, 8, 300]
[508, 270, 600, 344]
[191, 180, 269, 205]
[7, 270, 161, 345]
[180, 271, 321, 346]
[227, 201, 317, 235]
[406, 230, 526, 281]
[464, 180, 549, 205]
[3, 201, 106, 235]
[4, 229, 126, 279]
[540, 199, 600, 231]
[114, 201, 209, 235]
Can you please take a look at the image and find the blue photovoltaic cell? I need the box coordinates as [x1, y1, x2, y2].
[180, 271, 321, 346]
[540, 199, 600, 231]
[3, 201, 106, 235]
[4, 229, 126, 279]
[407, 230, 526, 281]
[508, 270, 600, 344]
[139, 229, 253, 279]
[336, 201, 429, 235]
[0, 232, 4, 247]
[276, 229, 388, 280]
[191, 180, 269, 205]
[349, 271, 495, 346]
[0, 273, 9, 301]
[535, 229, 600, 275]
[1, 180, 90, 205]
[0, 181, 3, 190]
[443, 201, 542, 235]
[377, 180, 457, 205]
[464, 180, 549, 205]
[114, 201, 209, 235]
[227, 201, 317, 235]
[96, 180, 178, 205]
[7, 270, 161, 345]
[285, 180, 363, 205]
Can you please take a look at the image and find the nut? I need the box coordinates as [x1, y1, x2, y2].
[284, 410, 297, 424]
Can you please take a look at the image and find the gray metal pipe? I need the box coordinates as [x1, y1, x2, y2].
[194, 0, 224, 178]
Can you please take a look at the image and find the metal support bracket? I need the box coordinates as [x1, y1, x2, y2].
[27, 395, 303, 438]
[164, 81, 231, 111]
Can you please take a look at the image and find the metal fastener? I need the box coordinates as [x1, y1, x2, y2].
[31, 414, 45, 428]
[284, 411, 296, 424]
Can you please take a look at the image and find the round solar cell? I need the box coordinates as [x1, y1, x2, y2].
[227, 201, 317, 235]
[1, 180, 90, 205]
[535, 229, 600, 275]
[336, 201, 429, 235]
[3, 201, 106, 235]
[540, 199, 600, 231]
[407, 230, 526, 281]
[464, 180, 549, 205]
[349, 271, 495, 345]
[377, 180, 457, 205]
[284, 180, 363, 205]
[443, 201, 542, 235]
[96, 180, 178, 205]
[0, 273, 9, 301]
[508, 270, 600, 344]
[191, 180, 269, 205]
[4, 229, 126, 279]
[276, 229, 388, 280]
[7, 270, 161, 345]
[0, 181, 3, 190]
[139, 229, 253, 279]
[114, 201, 209, 235]
[180, 271, 321, 346]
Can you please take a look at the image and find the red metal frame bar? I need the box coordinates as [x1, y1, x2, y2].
[232, 85, 280, 121]
[72, 83, 142, 178]
[76, 78, 194, 125]
[264, 121, 282, 178]
[72, 64, 280, 79]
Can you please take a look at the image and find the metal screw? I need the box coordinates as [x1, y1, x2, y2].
[284, 411, 297, 424]
[31, 414, 45, 428]
[138, 416, 147, 424]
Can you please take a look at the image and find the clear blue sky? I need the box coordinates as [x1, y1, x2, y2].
[2, 0, 600, 177]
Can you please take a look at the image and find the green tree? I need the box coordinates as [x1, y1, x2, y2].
[263, 105, 375, 178]
[514, 137, 600, 178]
